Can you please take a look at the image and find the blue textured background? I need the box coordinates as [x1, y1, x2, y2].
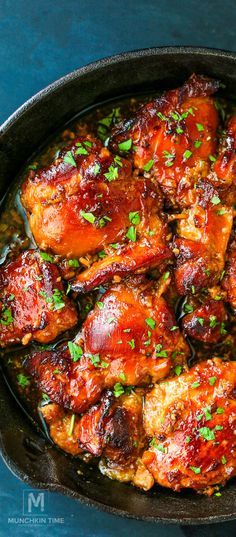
[1, 0, 236, 535]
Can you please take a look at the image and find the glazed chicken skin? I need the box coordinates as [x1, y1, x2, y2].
[182, 299, 228, 344]
[25, 276, 189, 413]
[21, 136, 172, 291]
[136, 359, 236, 494]
[174, 181, 233, 295]
[211, 115, 236, 191]
[222, 238, 236, 312]
[109, 74, 219, 207]
[40, 390, 147, 485]
[40, 402, 83, 456]
[0, 250, 77, 346]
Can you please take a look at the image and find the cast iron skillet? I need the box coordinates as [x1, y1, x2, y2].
[1, 46, 236, 525]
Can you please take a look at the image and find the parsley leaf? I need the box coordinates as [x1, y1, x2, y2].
[126, 226, 137, 242]
[68, 342, 83, 362]
[80, 210, 96, 224]
[63, 151, 77, 167]
[118, 139, 132, 151]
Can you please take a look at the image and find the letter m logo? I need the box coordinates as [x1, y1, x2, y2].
[23, 490, 47, 514]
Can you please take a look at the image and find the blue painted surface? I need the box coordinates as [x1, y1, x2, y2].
[0, 0, 236, 535]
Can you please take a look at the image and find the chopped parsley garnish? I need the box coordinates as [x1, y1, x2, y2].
[40, 251, 54, 263]
[217, 208, 227, 216]
[196, 123, 204, 132]
[68, 414, 75, 436]
[118, 139, 132, 151]
[149, 438, 166, 452]
[113, 382, 125, 398]
[99, 215, 112, 228]
[100, 360, 109, 368]
[211, 195, 221, 205]
[215, 425, 223, 431]
[68, 341, 83, 362]
[128, 339, 135, 350]
[17, 373, 30, 388]
[186, 436, 191, 444]
[176, 126, 184, 134]
[203, 406, 212, 421]
[80, 210, 96, 224]
[98, 250, 107, 259]
[221, 455, 227, 465]
[63, 151, 77, 167]
[184, 303, 194, 313]
[104, 165, 119, 182]
[126, 225, 137, 242]
[157, 112, 168, 121]
[143, 159, 154, 172]
[191, 381, 201, 389]
[170, 325, 178, 331]
[114, 154, 123, 167]
[209, 376, 217, 386]
[156, 344, 168, 358]
[51, 288, 65, 310]
[119, 371, 126, 382]
[68, 259, 79, 268]
[88, 353, 100, 367]
[145, 318, 156, 330]
[96, 301, 104, 309]
[93, 163, 101, 176]
[216, 407, 224, 414]
[220, 322, 227, 335]
[194, 140, 202, 149]
[199, 427, 215, 441]
[183, 149, 192, 160]
[163, 271, 170, 281]
[174, 365, 182, 376]
[75, 142, 88, 155]
[163, 150, 175, 167]
[128, 211, 140, 225]
[0, 306, 13, 326]
[209, 315, 218, 328]
[197, 317, 204, 326]
[209, 155, 216, 162]
[189, 466, 201, 474]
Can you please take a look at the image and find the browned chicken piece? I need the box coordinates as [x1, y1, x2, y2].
[211, 115, 236, 190]
[41, 391, 146, 485]
[205, 114, 236, 207]
[174, 181, 233, 295]
[0, 250, 77, 347]
[109, 74, 219, 207]
[40, 402, 82, 456]
[182, 299, 228, 343]
[222, 238, 236, 313]
[21, 136, 172, 292]
[24, 276, 189, 413]
[134, 359, 236, 494]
